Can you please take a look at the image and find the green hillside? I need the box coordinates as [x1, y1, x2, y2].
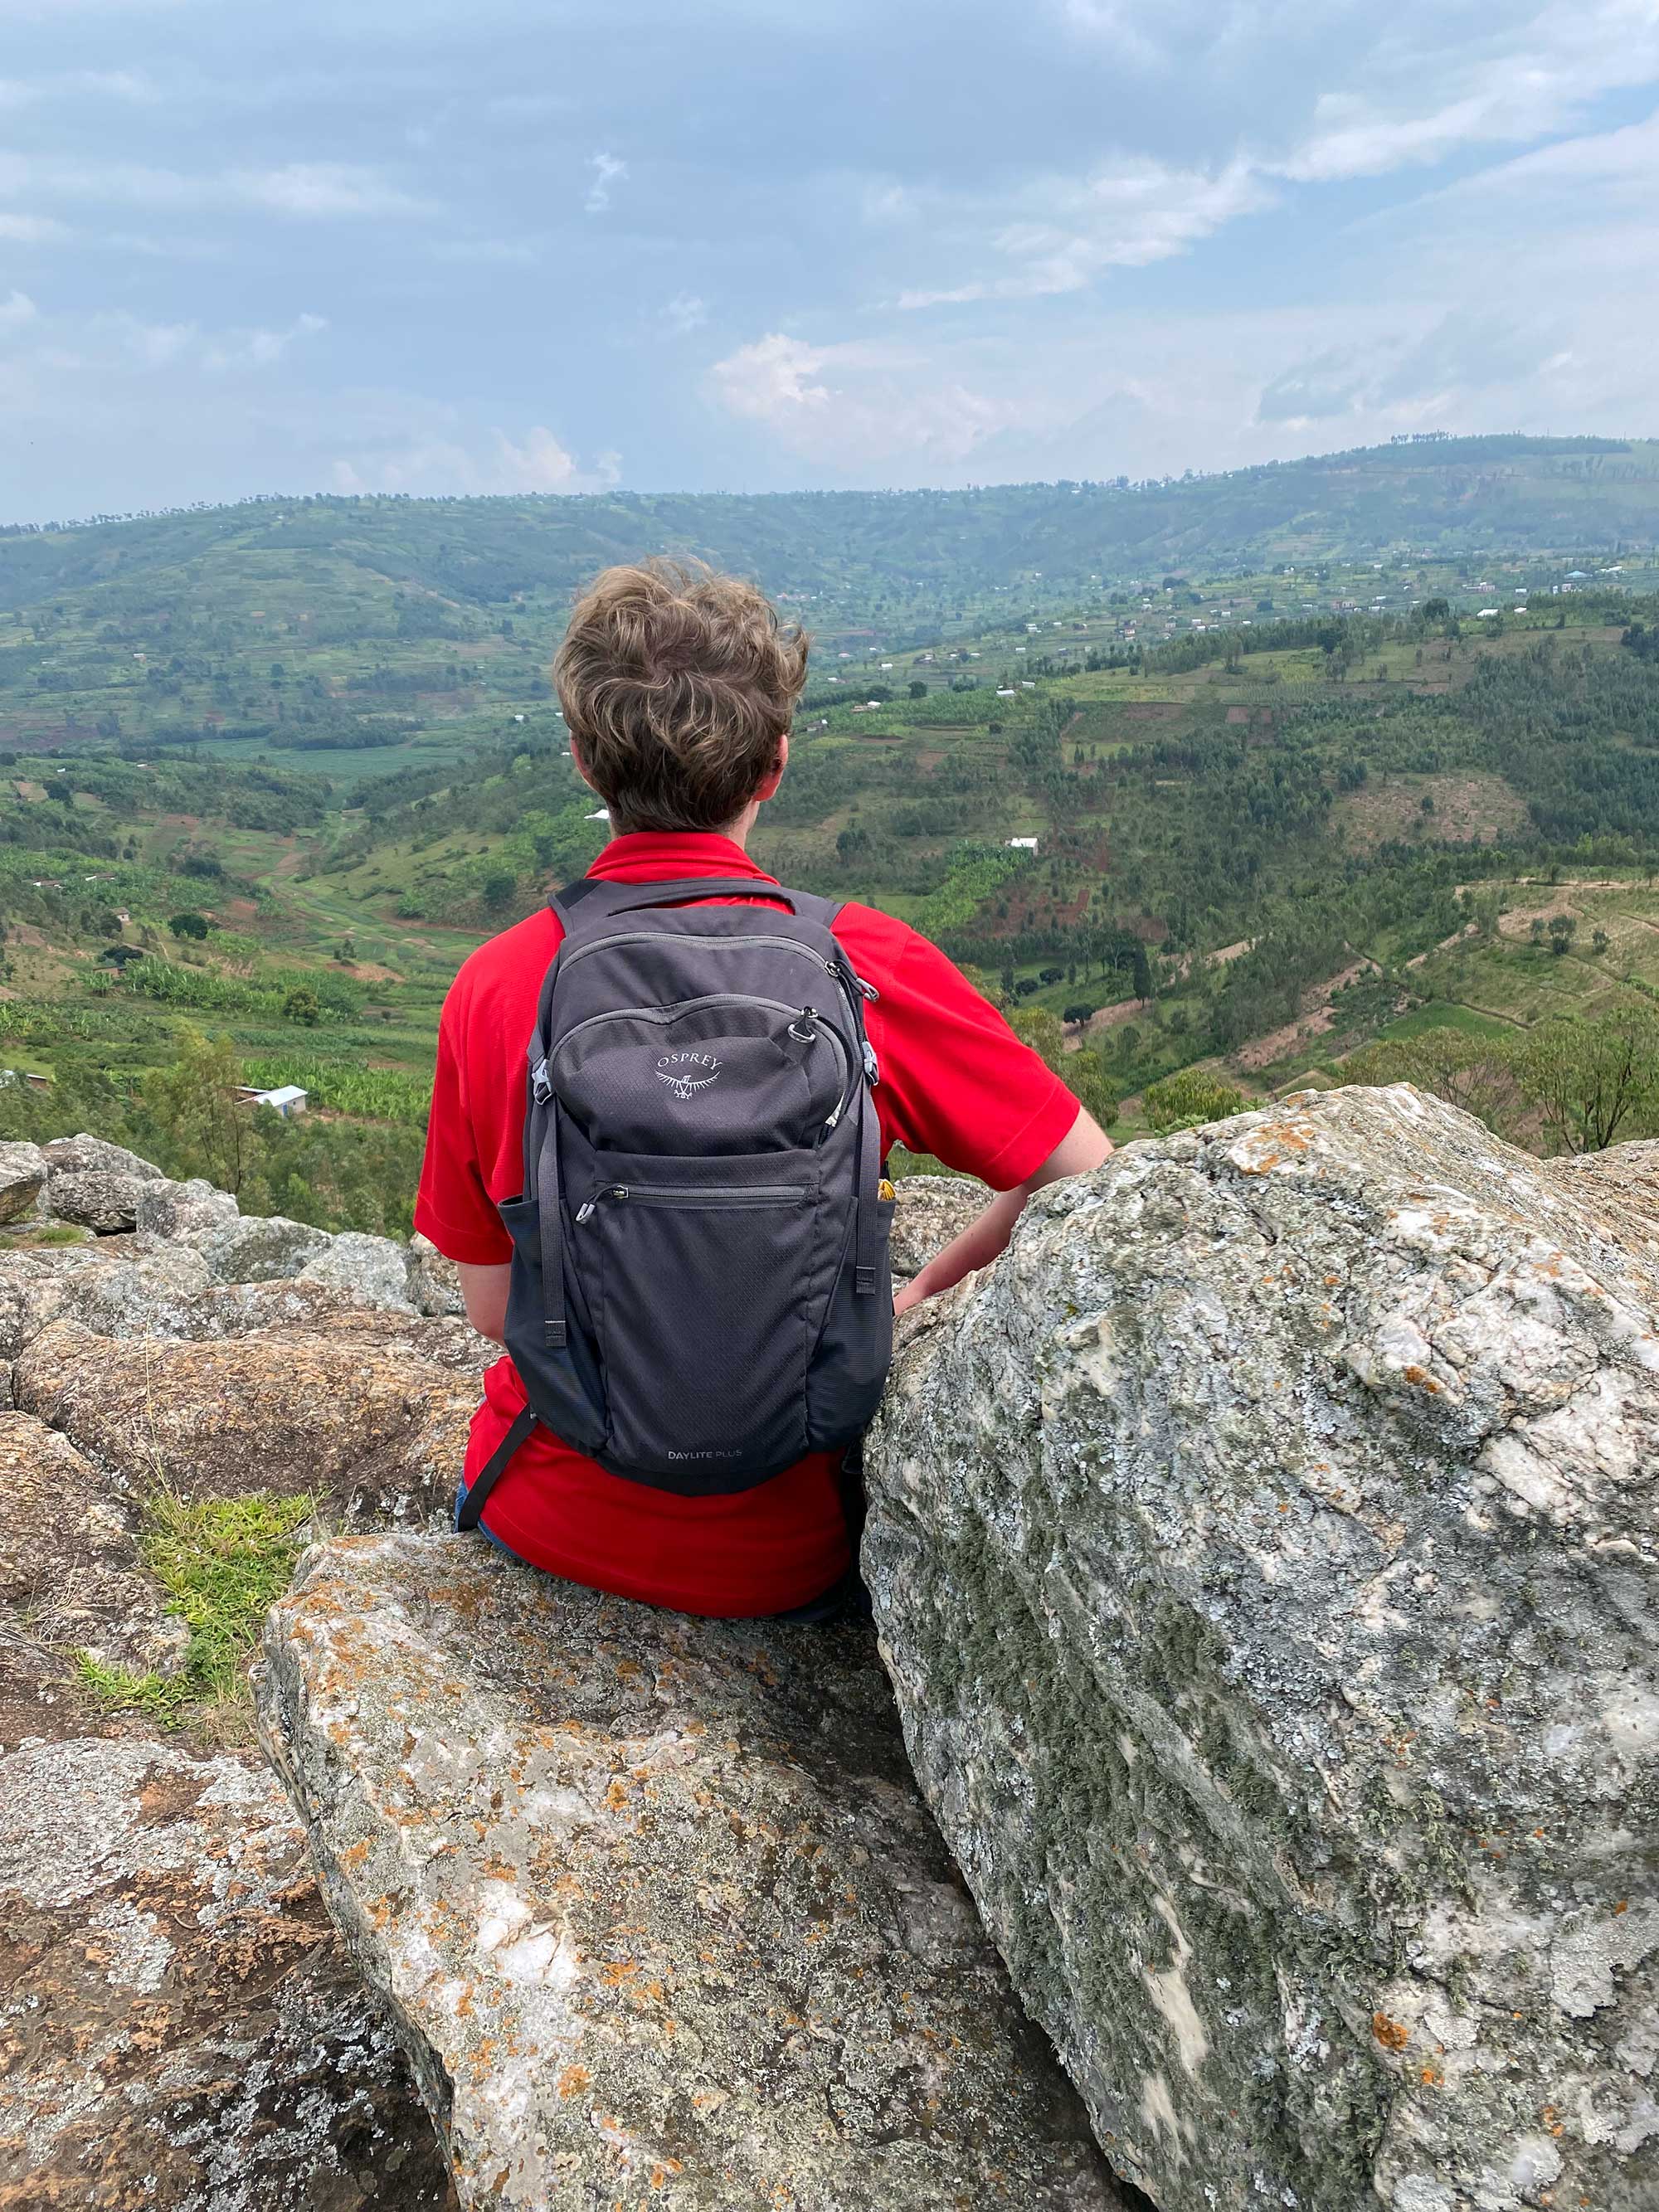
[1, 440, 1658, 1224]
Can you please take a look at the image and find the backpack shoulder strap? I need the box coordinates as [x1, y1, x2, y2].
[548, 875, 843, 935]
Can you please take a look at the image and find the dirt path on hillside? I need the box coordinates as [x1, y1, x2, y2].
[1230, 957, 1379, 1073]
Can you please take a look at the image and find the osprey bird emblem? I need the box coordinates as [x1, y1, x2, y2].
[655, 1050, 722, 1101]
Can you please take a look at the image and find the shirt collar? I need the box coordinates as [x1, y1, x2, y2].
[586, 831, 781, 886]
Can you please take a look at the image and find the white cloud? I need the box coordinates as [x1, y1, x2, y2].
[707, 330, 1020, 470]
[331, 422, 621, 497]
[0, 153, 431, 219]
[233, 163, 432, 218]
[0, 288, 38, 330]
[584, 151, 627, 215]
[708, 333, 832, 422]
[898, 156, 1272, 307]
[888, 2, 1659, 314]
[0, 212, 69, 243]
[1278, 1, 1659, 182]
[661, 291, 708, 333]
[203, 311, 327, 372]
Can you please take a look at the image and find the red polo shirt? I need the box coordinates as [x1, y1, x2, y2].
[415, 831, 1078, 1617]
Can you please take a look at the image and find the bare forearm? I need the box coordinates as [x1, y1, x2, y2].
[893, 1106, 1114, 1314]
[457, 1261, 511, 1344]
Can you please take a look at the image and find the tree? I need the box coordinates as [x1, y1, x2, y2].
[1593, 929, 1611, 955]
[907, 680, 927, 700]
[1343, 1030, 1526, 1140]
[169, 912, 210, 941]
[1548, 914, 1577, 956]
[283, 986, 321, 1027]
[1513, 1002, 1659, 1153]
[137, 1029, 261, 1194]
[1143, 1067, 1248, 1136]
[1131, 943, 1153, 1004]
[482, 869, 516, 910]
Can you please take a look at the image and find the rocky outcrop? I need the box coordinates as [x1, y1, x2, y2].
[1547, 1133, 1659, 1241]
[191, 1211, 333, 1283]
[0, 1735, 454, 2211]
[864, 1085, 1659, 2212]
[0, 1411, 187, 1749]
[42, 1131, 167, 1234]
[0, 1140, 491, 2209]
[256, 1534, 1127, 2212]
[14, 1320, 475, 1522]
[297, 1228, 419, 1312]
[888, 1171, 983, 1283]
[0, 1143, 46, 1225]
[134, 1173, 240, 1243]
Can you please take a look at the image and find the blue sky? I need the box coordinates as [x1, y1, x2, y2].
[1, 0, 1656, 519]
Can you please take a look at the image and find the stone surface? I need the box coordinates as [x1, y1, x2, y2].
[298, 1228, 418, 1312]
[43, 1169, 151, 1233]
[0, 1411, 186, 1749]
[864, 1085, 1659, 2212]
[888, 1172, 984, 1285]
[1547, 1135, 1659, 1243]
[257, 1532, 1128, 2212]
[407, 1230, 465, 1318]
[0, 1144, 46, 1226]
[0, 1734, 455, 2211]
[0, 1245, 214, 1360]
[15, 1320, 473, 1523]
[41, 1133, 166, 1183]
[190, 1210, 333, 1284]
[134, 1173, 241, 1246]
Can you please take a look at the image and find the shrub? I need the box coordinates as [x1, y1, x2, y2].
[1144, 1067, 1249, 1135]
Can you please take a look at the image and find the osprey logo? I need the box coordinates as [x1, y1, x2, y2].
[656, 1049, 722, 1101]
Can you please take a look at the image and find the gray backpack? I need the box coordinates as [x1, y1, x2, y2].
[455, 874, 893, 1528]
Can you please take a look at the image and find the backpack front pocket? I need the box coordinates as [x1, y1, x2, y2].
[578, 1164, 819, 1485]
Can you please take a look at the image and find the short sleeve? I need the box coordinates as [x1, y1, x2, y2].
[868, 928, 1080, 1189]
[414, 984, 513, 1266]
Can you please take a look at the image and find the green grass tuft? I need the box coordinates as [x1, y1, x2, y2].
[77, 1488, 318, 1733]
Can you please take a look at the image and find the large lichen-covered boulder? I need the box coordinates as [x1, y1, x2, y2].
[134, 1171, 241, 1244]
[14, 1320, 474, 1522]
[256, 1533, 1127, 2212]
[0, 1735, 454, 2210]
[298, 1229, 418, 1312]
[0, 1142, 46, 1225]
[864, 1086, 1659, 2212]
[41, 1132, 167, 1235]
[889, 1172, 984, 1285]
[190, 1210, 333, 1284]
[0, 1243, 216, 1358]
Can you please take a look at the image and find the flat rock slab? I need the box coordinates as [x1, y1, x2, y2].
[15, 1320, 474, 1521]
[256, 1533, 1126, 2212]
[0, 1734, 453, 2211]
[864, 1085, 1659, 2212]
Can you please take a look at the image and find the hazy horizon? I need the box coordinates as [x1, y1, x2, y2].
[2, 2, 1656, 521]
[7, 429, 1657, 540]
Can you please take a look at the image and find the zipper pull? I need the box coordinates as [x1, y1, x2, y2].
[531, 1057, 552, 1105]
[576, 1185, 628, 1223]
[832, 960, 880, 1002]
[788, 1007, 819, 1043]
[863, 1041, 881, 1087]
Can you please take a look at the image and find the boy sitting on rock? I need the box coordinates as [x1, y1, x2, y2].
[415, 559, 1112, 1620]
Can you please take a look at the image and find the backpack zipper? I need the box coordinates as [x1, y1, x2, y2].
[576, 1182, 808, 1221]
[558, 929, 880, 1005]
[550, 993, 854, 1119]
